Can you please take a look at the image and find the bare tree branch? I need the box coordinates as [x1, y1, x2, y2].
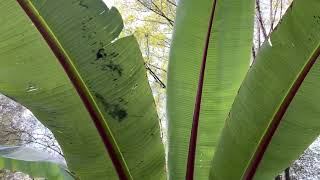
[145, 63, 166, 88]
[256, 0, 268, 39]
[270, 0, 273, 30]
[252, 46, 256, 60]
[136, 0, 175, 26]
[146, 62, 167, 73]
[166, 0, 177, 7]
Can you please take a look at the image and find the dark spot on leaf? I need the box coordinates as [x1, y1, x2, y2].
[96, 48, 107, 60]
[94, 92, 127, 122]
[101, 62, 123, 76]
[109, 105, 127, 121]
[95, 92, 110, 109]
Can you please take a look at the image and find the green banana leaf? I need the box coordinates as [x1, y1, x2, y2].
[0, 0, 165, 179]
[0, 145, 73, 180]
[167, 0, 255, 179]
[210, 0, 320, 179]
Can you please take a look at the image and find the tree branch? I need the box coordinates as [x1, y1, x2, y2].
[256, 0, 268, 39]
[166, 0, 177, 7]
[145, 63, 166, 88]
[136, 0, 174, 26]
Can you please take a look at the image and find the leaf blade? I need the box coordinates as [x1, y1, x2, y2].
[167, 0, 255, 179]
[210, 1, 320, 179]
[0, 0, 165, 179]
[16, 1, 131, 178]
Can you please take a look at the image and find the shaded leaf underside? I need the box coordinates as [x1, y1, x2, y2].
[211, 0, 320, 179]
[0, 0, 165, 179]
[16, 0, 130, 178]
[167, 0, 255, 179]
[186, 0, 217, 178]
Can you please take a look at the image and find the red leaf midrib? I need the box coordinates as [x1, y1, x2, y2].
[16, 1, 130, 179]
[185, 0, 218, 179]
[243, 44, 320, 180]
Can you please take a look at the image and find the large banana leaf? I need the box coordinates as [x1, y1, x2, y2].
[167, 0, 255, 179]
[210, 0, 320, 179]
[0, 145, 73, 180]
[0, 0, 165, 179]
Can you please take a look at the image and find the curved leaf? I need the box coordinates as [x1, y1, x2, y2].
[210, 1, 320, 179]
[0, 0, 165, 179]
[0, 145, 73, 180]
[167, 0, 255, 179]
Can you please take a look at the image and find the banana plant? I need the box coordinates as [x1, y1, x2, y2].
[168, 0, 320, 180]
[167, 0, 255, 179]
[1, 0, 320, 180]
[211, 0, 320, 179]
[0, 0, 164, 179]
